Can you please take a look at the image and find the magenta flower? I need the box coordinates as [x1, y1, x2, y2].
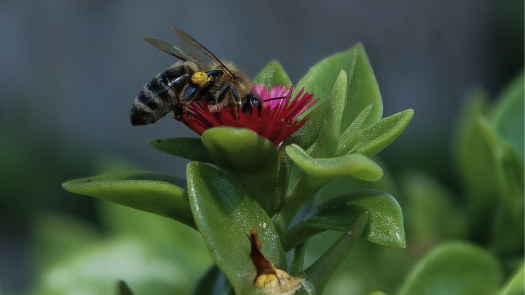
[177, 85, 318, 147]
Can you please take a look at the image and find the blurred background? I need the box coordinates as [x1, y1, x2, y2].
[0, 0, 522, 294]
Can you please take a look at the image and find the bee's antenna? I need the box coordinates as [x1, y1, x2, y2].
[263, 96, 286, 102]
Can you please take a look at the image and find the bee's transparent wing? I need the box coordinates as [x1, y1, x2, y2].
[169, 27, 237, 79]
[142, 37, 199, 64]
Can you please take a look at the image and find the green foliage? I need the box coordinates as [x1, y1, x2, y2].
[253, 60, 293, 87]
[454, 70, 524, 256]
[497, 264, 524, 295]
[187, 162, 285, 294]
[117, 281, 135, 295]
[61, 43, 415, 295]
[303, 212, 368, 295]
[280, 190, 405, 251]
[62, 171, 194, 228]
[398, 243, 503, 295]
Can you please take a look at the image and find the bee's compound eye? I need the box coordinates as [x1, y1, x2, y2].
[191, 72, 211, 86]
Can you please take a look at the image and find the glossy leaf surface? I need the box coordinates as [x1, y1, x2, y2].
[201, 127, 287, 215]
[186, 162, 285, 294]
[336, 104, 373, 156]
[281, 190, 405, 251]
[296, 44, 383, 129]
[286, 144, 383, 182]
[310, 70, 347, 158]
[62, 171, 194, 228]
[353, 109, 414, 157]
[149, 137, 214, 164]
[201, 127, 278, 174]
[398, 243, 503, 295]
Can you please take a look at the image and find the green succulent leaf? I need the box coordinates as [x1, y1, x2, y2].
[201, 127, 278, 174]
[398, 242, 503, 295]
[285, 100, 329, 150]
[310, 70, 347, 158]
[303, 212, 368, 295]
[186, 162, 285, 294]
[286, 144, 383, 182]
[62, 171, 194, 228]
[497, 263, 524, 295]
[201, 127, 287, 215]
[368, 292, 388, 295]
[401, 173, 467, 241]
[281, 190, 405, 251]
[117, 280, 135, 295]
[191, 265, 231, 295]
[149, 137, 215, 164]
[493, 70, 524, 158]
[296, 44, 383, 129]
[253, 60, 292, 87]
[454, 92, 498, 229]
[336, 104, 373, 156]
[353, 109, 414, 157]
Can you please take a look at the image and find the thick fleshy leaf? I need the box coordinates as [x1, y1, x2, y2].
[149, 137, 215, 164]
[353, 109, 414, 157]
[401, 173, 467, 241]
[336, 104, 373, 156]
[38, 238, 191, 294]
[201, 127, 278, 174]
[62, 171, 194, 228]
[191, 265, 231, 295]
[253, 60, 292, 87]
[310, 70, 347, 158]
[496, 141, 524, 200]
[303, 212, 368, 295]
[117, 280, 135, 295]
[454, 92, 498, 232]
[497, 264, 524, 295]
[285, 100, 329, 150]
[201, 127, 287, 215]
[296, 44, 383, 129]
[368, 292, 388, 295]
[280, 190, 405, 251]
[286, 144, 383, 182]
[186, 162, 285, 294]
[398, 242, 503, 295]
[493, 70, 524, 158]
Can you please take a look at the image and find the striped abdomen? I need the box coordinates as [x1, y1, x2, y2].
[130, 63, 194, 126]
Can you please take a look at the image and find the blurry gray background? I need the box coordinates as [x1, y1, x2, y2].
[0, 0, 522, 292]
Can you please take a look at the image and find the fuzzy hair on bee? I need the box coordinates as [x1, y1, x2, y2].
[130, 27, 262, 126]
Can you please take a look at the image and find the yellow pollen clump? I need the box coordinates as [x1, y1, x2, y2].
[191, 72, 211, 86]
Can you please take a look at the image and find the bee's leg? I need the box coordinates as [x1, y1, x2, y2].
[183, 84, 199, 103]
[230, 86, 241, 106]
[171, 74, 190, 90]
[214, 85, 236, 105]
[242, 94, 263, 115]
[204, 70, 223, 81]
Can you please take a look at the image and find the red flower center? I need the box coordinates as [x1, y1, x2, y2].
[176, 85, 318, 147]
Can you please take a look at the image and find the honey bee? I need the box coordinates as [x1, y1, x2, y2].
[130, 27, 262, 126]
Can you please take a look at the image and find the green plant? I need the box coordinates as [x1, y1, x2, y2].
[63, 43, 413, 294]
